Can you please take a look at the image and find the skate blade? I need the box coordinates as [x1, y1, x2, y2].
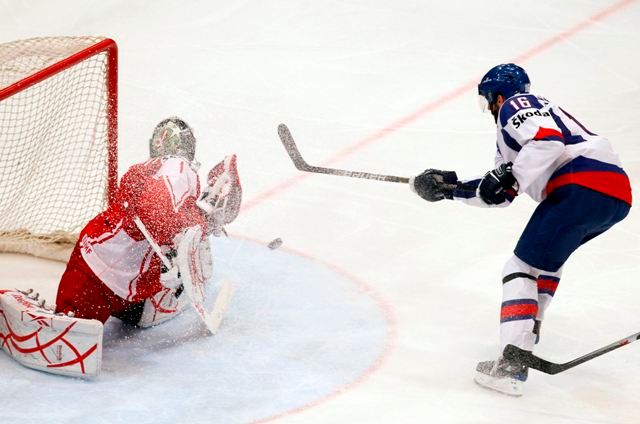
[474, 372, 523, 397]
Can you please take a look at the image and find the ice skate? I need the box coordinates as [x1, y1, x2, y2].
[474, 356, 528, 396]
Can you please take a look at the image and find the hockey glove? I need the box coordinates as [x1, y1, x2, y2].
[477, 162, 517, 205]
[160, 265, 182, 290]
[409, 169, 458, 202]
[198, 155, 242, 237]
[160, 249, 182, 289]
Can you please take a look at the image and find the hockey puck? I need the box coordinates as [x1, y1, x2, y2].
[268, 238, 283, 250]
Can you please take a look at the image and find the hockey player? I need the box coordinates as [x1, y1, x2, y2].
[410, 64, 631, 395]
[0, 117, 241, 377]
[55, 116, 241, 327]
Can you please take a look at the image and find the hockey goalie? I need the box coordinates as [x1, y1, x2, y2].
[0, 117, 242, 378]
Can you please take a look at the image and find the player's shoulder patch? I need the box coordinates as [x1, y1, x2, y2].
[499, 94, 546, 127]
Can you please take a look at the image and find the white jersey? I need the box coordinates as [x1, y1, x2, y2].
[454, 93, 631, 206]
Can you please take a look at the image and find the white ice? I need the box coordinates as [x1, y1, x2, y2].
[1, 1, 640, 423]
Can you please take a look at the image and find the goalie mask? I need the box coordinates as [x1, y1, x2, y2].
[149, 117, 196, 162]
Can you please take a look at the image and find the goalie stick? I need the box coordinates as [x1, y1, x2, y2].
[277, 123, 477, 192]
[503, 331, 640, 375]
[133, 217, 232, 335]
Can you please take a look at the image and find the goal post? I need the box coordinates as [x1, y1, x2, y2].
[0, 36, 118, 262]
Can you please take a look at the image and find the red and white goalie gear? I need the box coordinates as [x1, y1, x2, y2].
[158, 229, 213, 292]
[197, 236, 213, 283]
[137, 286, 188, 328]
[198, 154, 242, 237]
[174, 226, 233, 334]
[0, 289, 103, 378]
[77, 156, 206, 303]
[176, 227, 212, 305]
[159, 256, 182, 290]
[138, 233, 213, 328]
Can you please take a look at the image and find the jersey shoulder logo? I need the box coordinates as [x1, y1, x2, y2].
[499, 94, 548, 128]
[510, 109, 552, 129]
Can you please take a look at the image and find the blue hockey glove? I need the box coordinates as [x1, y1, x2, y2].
[478, 162, 516, 205]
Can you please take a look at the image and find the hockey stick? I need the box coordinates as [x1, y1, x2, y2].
[277, 123, 477, 192]
[133, 216, 173, 271]
[205, 279, 233, 333]
[503, 331, 640, 375]
[133, 217, 232, 335]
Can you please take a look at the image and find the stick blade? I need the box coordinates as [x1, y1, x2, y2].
[276, 123, 409, 184]
[277, 123, 310, 171]
[503, 344, 561, 375]
[205, 280, 234, 334]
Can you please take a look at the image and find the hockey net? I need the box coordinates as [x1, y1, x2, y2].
[0, 36, 117, 262]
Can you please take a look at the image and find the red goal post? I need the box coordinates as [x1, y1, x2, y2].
[0, 36, 118, 261]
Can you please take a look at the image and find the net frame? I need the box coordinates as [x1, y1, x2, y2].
[0, 36, 118, 261]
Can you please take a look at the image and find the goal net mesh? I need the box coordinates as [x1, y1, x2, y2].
[0, 36, 117, 261]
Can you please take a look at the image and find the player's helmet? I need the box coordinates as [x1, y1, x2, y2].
[149, 117, 196, 162]
[478, 63, 530, 111]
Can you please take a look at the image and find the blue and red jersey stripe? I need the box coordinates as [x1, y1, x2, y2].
[546, 156, 632, 205]
[533, 127, 564, 143]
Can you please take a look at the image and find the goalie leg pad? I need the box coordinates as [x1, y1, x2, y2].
[199, 237, 213, 283]
[137, 286, 188, 328]
[176, 226, 209, 304]
[0, 290, 103, 378]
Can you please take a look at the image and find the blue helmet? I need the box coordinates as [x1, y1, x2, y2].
[478, 63, 530, 106]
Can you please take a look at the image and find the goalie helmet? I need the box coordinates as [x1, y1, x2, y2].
[149, 117, 196, 162]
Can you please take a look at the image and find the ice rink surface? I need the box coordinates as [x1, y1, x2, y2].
[1, 0, 640, 423]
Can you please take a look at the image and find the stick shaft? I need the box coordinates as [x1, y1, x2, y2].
[277, 123, 476, 192]
[133, 216, 172, 269]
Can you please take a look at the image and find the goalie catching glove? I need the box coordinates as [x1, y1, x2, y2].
[198, 154, 242, 236]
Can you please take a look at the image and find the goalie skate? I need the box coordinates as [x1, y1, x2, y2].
[0, 289, 103, 378]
